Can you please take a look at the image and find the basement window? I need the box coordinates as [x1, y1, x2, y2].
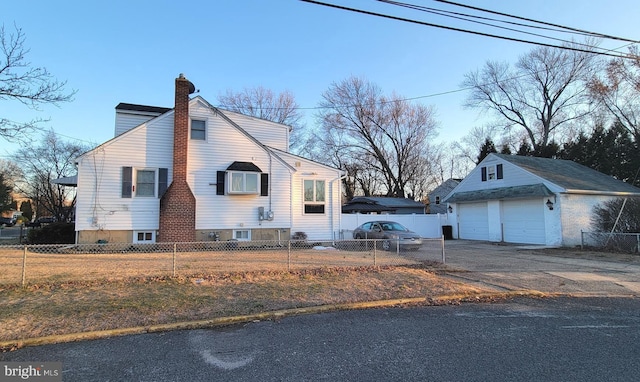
[134, 231, 156, 243]
[233, 230, 250, 241]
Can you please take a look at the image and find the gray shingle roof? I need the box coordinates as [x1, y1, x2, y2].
[446, 183, 554, 203]
[349, 196, 425, 208]
[494, 154, 640, 194]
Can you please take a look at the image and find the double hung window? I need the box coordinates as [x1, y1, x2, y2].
[303, 179, 326, 214]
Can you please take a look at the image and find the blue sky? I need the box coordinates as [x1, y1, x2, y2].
[2, 0, 639, 157]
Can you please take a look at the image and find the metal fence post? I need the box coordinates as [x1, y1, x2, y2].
[637, 234, 640, 253]
[287, 240, 291, 271]
[172, 243, 177, 277]
[21, 245, 27, 287]
[373, 240, 377, 266]
[580, 230, 584, 250]
[441, 235, 445, 264]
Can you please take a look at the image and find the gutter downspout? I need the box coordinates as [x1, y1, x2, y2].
[330, 172, 347, 242]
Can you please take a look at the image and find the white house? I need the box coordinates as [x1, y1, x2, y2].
[444, 153, 640, 246]
[74, 74, 343, 244]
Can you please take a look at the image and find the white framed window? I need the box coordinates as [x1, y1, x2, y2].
[303, 179, 326, 214]
[191, 119, 206, 140]
[228, 171, 259, 194]
[134, 231, 156, 243]
[481, 164, 503, 182]
[233, 229, 250, 241]
[135, 169, 156, 197]
[122, 167, 168, 198]
[487, 165, 496, 180]
[435, 196, 441, 205]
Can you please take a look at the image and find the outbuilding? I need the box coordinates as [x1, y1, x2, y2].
[444, 153, 640, 246]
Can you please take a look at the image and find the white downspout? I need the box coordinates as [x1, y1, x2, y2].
[330, 172, 347, 242]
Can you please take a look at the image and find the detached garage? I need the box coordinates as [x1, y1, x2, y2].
[458, 202, 489, 241]
[444, 154, 640, 247]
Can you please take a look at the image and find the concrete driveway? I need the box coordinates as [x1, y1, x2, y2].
[433, 240, 640, 297]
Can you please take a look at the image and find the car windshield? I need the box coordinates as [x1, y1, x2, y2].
[380, 222, 408, 231]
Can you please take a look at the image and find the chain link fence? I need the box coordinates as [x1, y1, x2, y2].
[581, 231, 640, 253]
[0, 238, 446, 286]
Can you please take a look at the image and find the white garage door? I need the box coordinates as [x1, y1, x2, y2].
[502, 199, 546, 244]
[458, 202, 489, 241]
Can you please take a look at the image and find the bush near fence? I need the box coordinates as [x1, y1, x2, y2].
[0, 238, 445, 286]
[581, 231, 640, 253]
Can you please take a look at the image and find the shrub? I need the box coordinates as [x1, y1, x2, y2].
[26, 222, 75, 244]
[591, 198, 640, 233]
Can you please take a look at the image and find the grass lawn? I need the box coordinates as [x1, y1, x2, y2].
[0, 265, 490, 347]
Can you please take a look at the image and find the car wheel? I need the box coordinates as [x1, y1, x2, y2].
[354, 234, 362, 239]
[381, 240, 391, 251]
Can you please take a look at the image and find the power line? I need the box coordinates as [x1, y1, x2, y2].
[299, 0, 634, 59]
[377, 0, 625, 51]
[379, 0, 597, 38]
[433, 0, 639, 43]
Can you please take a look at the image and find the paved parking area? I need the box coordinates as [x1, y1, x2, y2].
[431, 240, 640, 297]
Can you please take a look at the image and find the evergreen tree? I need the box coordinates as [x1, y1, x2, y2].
[0, 174, 12, 212]
[499, 144, 512, 155]
[516, 139, 533, 156]
[477, 138, 497, 163]
[20, 200, 33, 221]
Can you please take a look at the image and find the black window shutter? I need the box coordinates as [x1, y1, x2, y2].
[158, 168, 168, 197]
[122, 167, 132, 198]
[216, 171, 225, 195]
[481, 167, 487, 182]
[496, 164, 503, 179]
[260, 173, 269, 196]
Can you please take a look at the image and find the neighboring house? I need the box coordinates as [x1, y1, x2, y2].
[427, 178, 461, 214]
[342, 196, 427, 214]
[444, 153, 640, 246]
[74, 74, 343, 244]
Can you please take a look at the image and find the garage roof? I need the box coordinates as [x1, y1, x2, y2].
[495, 154, 640, 194]
[446, 183, 554, 203]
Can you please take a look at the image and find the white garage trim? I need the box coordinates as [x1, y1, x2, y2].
[458, 202, 489, 241]
[502, 199, 546, 244]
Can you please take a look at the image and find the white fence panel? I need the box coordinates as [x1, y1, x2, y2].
[341, 213, 450, 239]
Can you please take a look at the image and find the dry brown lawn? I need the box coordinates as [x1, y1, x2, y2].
[0, 244, 445, 285]
[0, 265, 489, 346]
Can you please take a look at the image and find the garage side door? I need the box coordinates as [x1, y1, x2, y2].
[502, 199, 546, 244]
[458, 202, 489, 241]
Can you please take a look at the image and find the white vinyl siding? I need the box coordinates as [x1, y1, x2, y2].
[223, 110, 289, 151]
[76, 97, 342, 241]
[75, 112, 174, 231]
[114, 111, 162, 136]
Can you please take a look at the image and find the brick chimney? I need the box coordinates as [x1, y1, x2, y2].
[159, 74, 197, 242]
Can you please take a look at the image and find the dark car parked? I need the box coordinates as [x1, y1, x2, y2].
[25, 217, 56, 228]
[0, 216, 16, 227]
[352, 220, 423, 250]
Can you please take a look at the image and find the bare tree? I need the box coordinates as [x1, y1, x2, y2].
[462, 42, 596, 152]
[1, 24, 75, 141]
[314, 76, 439, 199]
[588, 46, 640, 142]
[217, 86, 305, 152]
[15, 131, 88, 221]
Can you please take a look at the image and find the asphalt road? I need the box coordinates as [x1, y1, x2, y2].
[2, 297, 639, 382]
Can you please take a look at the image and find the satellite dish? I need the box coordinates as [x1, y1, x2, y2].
[188, 81, 196, 95]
